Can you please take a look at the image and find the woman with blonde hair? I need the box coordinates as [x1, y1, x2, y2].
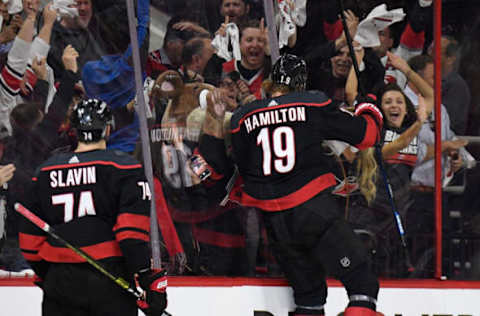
[344, 49, 433, 277]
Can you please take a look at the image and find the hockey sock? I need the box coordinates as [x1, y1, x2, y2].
[294, 306, 325, 316]
[344, 306, 379, 316]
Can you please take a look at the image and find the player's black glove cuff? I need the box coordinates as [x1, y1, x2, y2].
[354, 93, 383, 131]
[137, 269, 168, 315]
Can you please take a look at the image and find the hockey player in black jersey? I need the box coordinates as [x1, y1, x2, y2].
[18, 99, 166, 316]
[199, 54, 384, 316]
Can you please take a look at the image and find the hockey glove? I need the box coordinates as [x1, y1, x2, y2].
[354, 94, 383, 131]
[137, 269, 167, 315]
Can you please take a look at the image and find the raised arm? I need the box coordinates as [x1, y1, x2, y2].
[387, 51, 433, 114]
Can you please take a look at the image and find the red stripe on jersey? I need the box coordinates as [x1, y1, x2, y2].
[115, 230, 149, 242]
[41, 161, 142, 171]
[323, 19, 343, 41]
[192, 226, 245, 248]
[237, 173, 336, 211]
[38, 240, 122, 263]
[386, 153, 417, 167]
[22, 252, 42, 262]
[355, 116, 380, 150]
[170, 206, 228, 224]
[154, 177, 185, 256]
[19, 233, 46, 251]
[400, 23, 425, 50]
[1, 65, 22, 92]
[114, 213, 150, 232]
[232, 100, 332, 133]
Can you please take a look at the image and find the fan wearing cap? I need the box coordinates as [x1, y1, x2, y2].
[199, 54, 384, 316]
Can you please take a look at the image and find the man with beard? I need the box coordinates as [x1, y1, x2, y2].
[47, 0, 105, 81]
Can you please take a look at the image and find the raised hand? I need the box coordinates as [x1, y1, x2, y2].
[386, 51, 410, 74]
[259, 17, 270, 55]
[32, 56, 48, 80]
[344, 10, 359, 39]
[43, 2, 58, 26]
[0, 164, 15, 186]
[215, 15, 230, 37]
[62, 44, 79, 73]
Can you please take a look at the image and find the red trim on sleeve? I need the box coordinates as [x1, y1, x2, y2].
[400, 23, 425, 50]
[38, 240, 122, 263]
[192, 226, 245, 248]
[355, 115, 380, 150]
[237, 173, 337, 211]
[323, 20, 343, 41]
[115, 231, 149, 242]
[21, 252, 42, 262]
[114, 214, 150, 232]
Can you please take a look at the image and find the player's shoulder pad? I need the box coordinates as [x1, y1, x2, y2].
[35, 152, 72, 176]
[231, 98, 265, 131]
[105, 149, 143, 167]
[230, 91, 333, 131]
[282, 90, 332, 105]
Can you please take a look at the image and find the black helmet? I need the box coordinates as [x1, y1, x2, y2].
[70, 98, 114, 143]
[271, 54, 308, 91]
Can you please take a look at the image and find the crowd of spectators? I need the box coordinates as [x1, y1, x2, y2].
[0, 0, 479, 280]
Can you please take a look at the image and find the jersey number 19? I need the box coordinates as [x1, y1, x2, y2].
[257, 126, 296, 176]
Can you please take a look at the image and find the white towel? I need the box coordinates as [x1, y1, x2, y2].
[6, 0, 22, 14]
[419, 0, 433, 8]
[277, 0, 296, 49]
[354, 4, 405, 48]
[52, 0, 79, 18]
[211, 23, 241, 62]
[291, 0, 307, 27]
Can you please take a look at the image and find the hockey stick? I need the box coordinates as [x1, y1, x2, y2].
[374, 147, 414, 272]
[15, 203, 174, 315]
[337, 0, 414, 272]
[14, 203, 143, 299]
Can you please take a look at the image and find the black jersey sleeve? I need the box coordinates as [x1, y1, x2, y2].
[198, 134, 233, 180]
[112, 165, 152, 274]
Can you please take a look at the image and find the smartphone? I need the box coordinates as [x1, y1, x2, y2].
[189, 155, 211, 181]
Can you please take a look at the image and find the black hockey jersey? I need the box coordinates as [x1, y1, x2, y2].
[18, 149, 151, 275]
[229, 90, 381, 211]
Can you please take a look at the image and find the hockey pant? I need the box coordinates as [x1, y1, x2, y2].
[262, 191, 379, 308]
[41, 261, 137, 316]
